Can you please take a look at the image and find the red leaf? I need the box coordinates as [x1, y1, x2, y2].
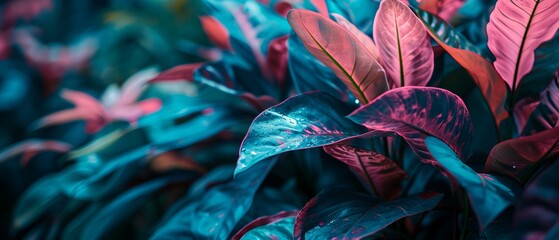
[324, 145, 406, 200]
[373, 0, 434, 87]
[149, 63, 204, 83]
[486, 0, 559, 93]
[0, 139, 71, 165]
[485, 127, 559, 183]
[266, 35, 289, 85]
[287, 9, 389, 104]
[199, 16, 232, 50]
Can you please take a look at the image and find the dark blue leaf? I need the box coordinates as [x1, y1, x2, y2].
[294, 189, 443, 240]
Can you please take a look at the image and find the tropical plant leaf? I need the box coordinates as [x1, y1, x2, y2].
[522, 69, 559, 135]
[287, 9, 388, 104]
[514, 158, 559, 239]
[235, 92, 370, 175]
[485, 127, 559, 184]
[373, 0, 434, 87]
[150, 159, 276, 240]
[0, 139, 71, 165]
[419, 0, 465, 22]
[294, 189, 442, 240]
[331, 13, 379, 61]
[200, 16, 232, 50]
[349, 87, 473, 165]
[414, 8, 509, 133]
[425, 137, 520, 229]
[149, 63, 205, 83]
[323, 145, 406, 200]
[486, 0, 559, 93]
[232, 211, 298, 240]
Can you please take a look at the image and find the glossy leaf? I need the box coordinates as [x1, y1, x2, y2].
[522, 69, 559, 135]
[414, 8, 509, 130]
[515, 158, 559, 239]
[232, 211, 298, 240]
[235, 92, 369, 175]
[200, 16, 232, 50]
[373, 0, 434, 87]
[349, 87, 473, 165]
[151, 160, 276, 240]
[425, 137, 520, 229]
[323, 145, 406, 200]
[485, 127, 559, 184]
[294, 189, 442, 240]
[419, 0, 465, 22]
[486, 0, 559, 92]
[149, 63, 205, 83]
[287, 9, 388, 104]
[0, 139, 71, 165]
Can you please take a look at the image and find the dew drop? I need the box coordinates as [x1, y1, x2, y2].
[250, 151, 257, 156]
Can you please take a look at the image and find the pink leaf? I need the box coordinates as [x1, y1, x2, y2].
[373, 0, 434, 87]
[331, 13, 380, 61]
[485, 127, 559, 183]
[349, 87, 473, 165]
[149, 63, 205, 83]
[200, 16, 232, 50]
[0, 139, 71, 165]
[324, 145, 406, 200]
[522, 70, 559, 135]
[309, 0, 328, 16]
[37, 109, 97, 129]
[113, 68, 159, 107]
[61, 89, 104, 112]
[108, 98, 161, 123]
[419, 0, 465, 22]
[287, 9, 389, 104]
[486, 0, 559, 92]
[513, 97, 539, 134]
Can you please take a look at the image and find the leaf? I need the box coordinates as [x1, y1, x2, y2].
[514, 158, 559, 239]
[419, 0, 466, 22]
[348, 87, 473, 165]
[232, 211, 298, 240]
[323, 145, 406, 200]
[0, 139, 71, 165]
[294, 189, 442, 240]
[414, 8, 510, 131]
[150, 159, 276, 240]
[287, 9, 388, 104]
[200, 16, 232, 50]
[522, 69, 559, 135]
[149, 63, 205, 83]
[266, 35, 289, 85]
[485, 127, 559, 184]
[331, 13, 379, 61]
[486, 0, 559, 93]
[425, 137, 520, 229]
[287, 33, 354, 103]
[235, 92, 369, 175]
[373, 0, 434, 87]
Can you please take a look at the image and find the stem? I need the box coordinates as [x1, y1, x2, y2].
[460, 190, 470, 240]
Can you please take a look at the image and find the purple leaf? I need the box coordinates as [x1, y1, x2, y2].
[486, 0, 559, 93]
[373, 0, 434, 87]
[522, 69, 559, 135]
[323, 145, 406, 200]
[348, 87, 473, 165]
[287, 9, 389, 104]
[485, 127, 559, 184]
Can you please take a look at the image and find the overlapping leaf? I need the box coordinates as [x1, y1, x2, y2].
[288, 9, 388, 104]
[232, 211, 298, 240]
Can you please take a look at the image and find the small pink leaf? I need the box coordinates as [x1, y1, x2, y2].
[331, 13, 380, 61]
[309, 0, 328, 16]
[485, 127, 559, 183]
[324, 145, 406, 200]
[0, 139, 71, 165]
[487, 0, 559, 92]
[108, 98, 161, 123]
[373, 0, 434, 87]
[419, 0, 465, 22]
[113, 68, 158, 107]
[200, 16, 232, 50]
[149, 63, 205, 83]
[287, 9, 389, 104]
